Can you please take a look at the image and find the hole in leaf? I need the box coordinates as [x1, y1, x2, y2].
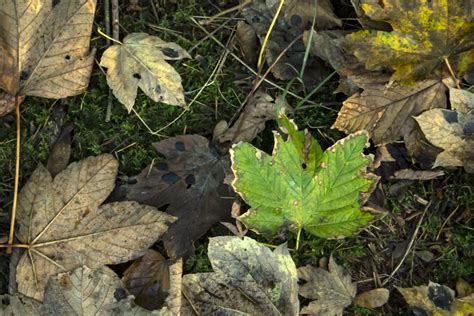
[301, 163, 307, 169]
[65, 55, 71, 60]
[185, 174, 196, 189]
[133, 73, 141, 79]
[175, 141, 185, 151]
[52, 0, 61, 7]
[20, 70, 30, 81]
[114, 288, 128, 301]
[161, 47, 179, 58]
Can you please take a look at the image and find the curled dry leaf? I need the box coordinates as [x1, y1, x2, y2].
[100, 33, 190, 112]
[182, 236, 299, 315]
[333, 78, 447, 145]
[231, 115, 377, 239]
[415, 88, 474, 172]
[298, 256, 356, 315]
[354, 288, 390, 309]
[219, 92, 291, 144]
[126, 135, 234, 260]
[0, 0, 96, 98]
[345, 0, 474, 84]
[398, 281, 474, 315]
[15, 154, 175, 301]
[122, 250, 170, 310]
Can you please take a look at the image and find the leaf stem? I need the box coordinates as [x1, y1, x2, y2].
[295, 226, 302, 250]
[7, 95, 21, 253]
[0, 243, 30, 249]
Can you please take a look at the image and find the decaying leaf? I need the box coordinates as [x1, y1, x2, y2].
[392, 169, 445, 180]
[236, 20, 258, 67]
[398, 281, 474, 315]
[0, 0, 96, 98]
[122, 249, 170, 310]
[354, 288, 390, 309]
[0, 294, 41, 315]
[15, 154, 175, 301]
[231, 115, 377, 239]
[219, 92, 291, 144]
[344, 0, 474, 84]
[415, 88, 474, 172]
[182, 236, 299, 315]
[333, 78, 448, 145]
[241, 0, 336, 84]
[298, 256, 356, 315]
[100, 33, 190, 112]
[46, 124, 73, 177]
[303, 30, 346, 72]
[127, 135, 234, 259]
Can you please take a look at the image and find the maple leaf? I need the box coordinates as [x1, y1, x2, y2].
[332, 78, 448, 144]
[100, 33, 190, 112]
[126, 135, 234, 260]
[415, 88, 474, 172]
[15, 154, 175, 301]
[298, 256, 356, 315]
[398, 281, 474, 315]
[231, 115, 377, 241]
[0, 0, 96, 98]
[182, 236, 299, 315]
[345, 0, 474, 84]
[122, 249, 170, 310]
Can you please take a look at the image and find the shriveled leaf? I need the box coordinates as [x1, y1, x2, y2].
[344, 0, 474, 84]
[0, 294, 41, 315]
[298, 256, 356, 315]
[415, 88, 474, 172]
[236, 21, 258, 67]
[127, 135, 234, 259]
[0, 0, 96, 97]
[392, 169, 445, 180]
[333, 78, 447, 144]
[182, 236, 299, 315]
[354, 288, 390, 309]
[122, 250, 170, 310]
[219, 92, 291, 144]
[241, 0, 334, 85]
[15, 154, 175, 301]
[100, 33, 190, 112]
[231, 115, 376, 239]
[398, 281, 474, 315]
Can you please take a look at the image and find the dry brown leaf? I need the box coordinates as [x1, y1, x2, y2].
[46, 124, 73, 177]
[218, 92, 291, 144]
[303, 30, 346, 72]
[100, 33, 190, 112]
[0, 91, 23, 117]
[122, 249, 170, 310]
[236, 21, 258, 67]
[333, 78, 447, 144]
[298, 256, 356, 315]
[284, 0, 342, 29]
[0, 0, 96, 98]
[0, 294, 41, 314]
[354, 288, 390, 309]
[15, 154, 175, 301]
[165, 258, 183, 315]
[392, 169, 445, 180]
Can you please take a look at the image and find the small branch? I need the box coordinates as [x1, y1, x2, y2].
[444, 57, 461, 89]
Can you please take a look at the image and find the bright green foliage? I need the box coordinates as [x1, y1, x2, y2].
[345, 0, 474, 84]
[230, 115, 377, 241]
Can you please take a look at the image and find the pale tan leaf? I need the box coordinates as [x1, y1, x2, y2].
[415, 88, 474, 172]
[100, 33, 190, 112]
[165, 258, 182, 315]
[392, 169, 445, 180]
[182, 236, 299, 315]
[333, 78, 447, 144]
[0, 294, 41, 315]
[0, 0, 96, 97]
[122, 250, 170, 310]
[354, 288, 390, 309]
[15, 154, 176, 301]
[219, 92, 291, 143]
[298, 256, 356, 315]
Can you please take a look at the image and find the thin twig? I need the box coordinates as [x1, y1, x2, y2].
[104, 0, 112, 122]
[7, 96, 21, 253]
[444, 57, 461, 89]
[382, 203, 430, 286]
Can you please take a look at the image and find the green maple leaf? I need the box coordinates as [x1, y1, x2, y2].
[345, 0, 474, 84]
[230, 115, 377, 245]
